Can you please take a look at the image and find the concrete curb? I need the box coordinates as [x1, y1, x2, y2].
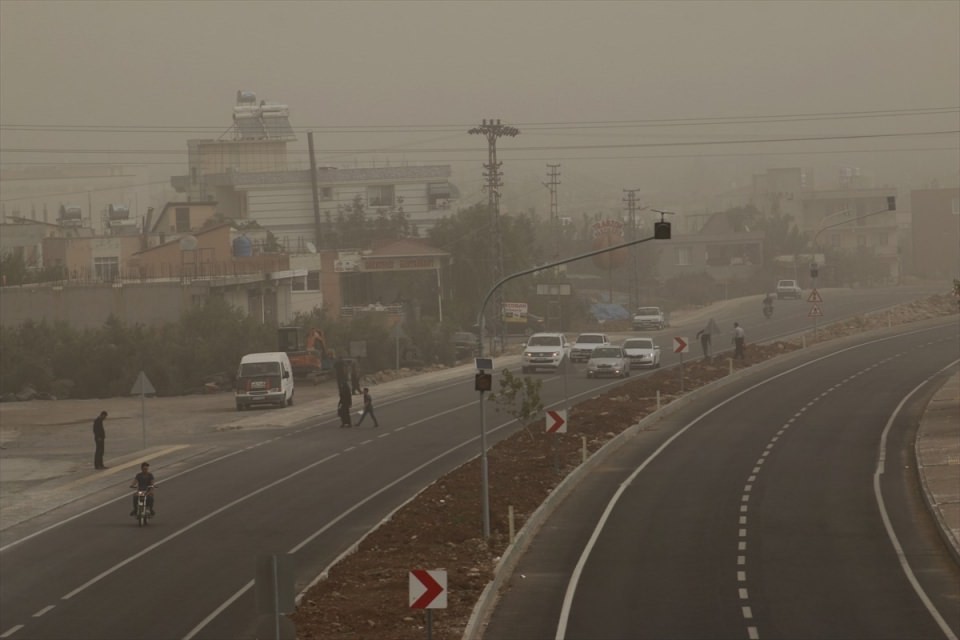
[914, 370, 960, 565]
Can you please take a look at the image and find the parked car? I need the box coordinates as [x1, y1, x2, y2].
[622, 337, 661, 368]
[776, 279, 803, 299]
[521, 332, 570, 373]
[451, 332, 479, 359]
[586, 345, 630, 378]
[570, 332, 610, 363]
[632, 306, 668, 330]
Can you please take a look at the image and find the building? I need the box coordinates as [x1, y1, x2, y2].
[910, 187, 960, 279]
[170, 91, 459, 247]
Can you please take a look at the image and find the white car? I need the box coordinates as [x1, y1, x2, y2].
[776, 279, 803, 300]
[622, 337, 661, 369]
[586, 345, 630, 378]
[521, 332, 570, 373]
[570, 332, 610, 363]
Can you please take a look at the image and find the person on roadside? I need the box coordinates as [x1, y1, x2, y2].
[129, 461, 156, 516]
[338, 382, 353, 428]
[92, 410, 108, 469]
[696, 329, 712, 359]
[350, 360, 362, 395]
[355, 387, 379, 428]
[733, 322, 746, 359]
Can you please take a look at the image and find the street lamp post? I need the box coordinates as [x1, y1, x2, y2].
[474, 217, 671, 538]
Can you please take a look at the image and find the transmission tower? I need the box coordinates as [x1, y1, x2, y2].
[545, 164, 561, 259]
[468, 119, 519, 346]
[623, 188, 641, 310]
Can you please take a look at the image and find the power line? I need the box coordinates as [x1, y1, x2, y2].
[3, 128, 956, 158]
[2, 105, 956, 134]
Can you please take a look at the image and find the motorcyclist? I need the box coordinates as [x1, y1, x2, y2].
[129, 462, 156, 517]
[762, 293, 775, 317]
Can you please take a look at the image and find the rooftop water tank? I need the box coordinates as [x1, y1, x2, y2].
[233, 234, 253, 257]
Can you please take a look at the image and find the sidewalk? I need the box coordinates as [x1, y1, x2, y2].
[915, 370, 960, 563]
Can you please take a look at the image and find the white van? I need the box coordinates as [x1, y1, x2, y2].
[235, 352, 295, 410]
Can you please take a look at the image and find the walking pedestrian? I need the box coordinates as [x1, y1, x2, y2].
[349, 360, 362, 395]
[356, 387, 379, 428]
[696, 329, 712, 359]
[92, 410, 108, 469]
[733, 322, 746, 360]
[337, 382, 353, 428]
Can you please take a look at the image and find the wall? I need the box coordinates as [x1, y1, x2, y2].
[0, 278, 295, 329]
[910, 188, 960, 279]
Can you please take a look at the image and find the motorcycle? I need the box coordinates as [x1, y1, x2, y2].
[762, 303, 774, 319]
[132, 485, 156, 527]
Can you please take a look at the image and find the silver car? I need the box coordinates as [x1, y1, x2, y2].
[586, 345, 631, 378]
[622, 337, 661, 368]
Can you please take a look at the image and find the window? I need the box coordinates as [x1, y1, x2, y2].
[676, 246, 691, 266]
[175, 207, 190, 232]
[94, 257, 119, 281]
[321, 187, 333, 200]
[366, 185, 395, 207]
[292, 271, 321, 292]
[427, 183, 452, 210]
[191, 167, 198, 185]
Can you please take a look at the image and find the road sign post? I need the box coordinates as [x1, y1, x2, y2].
[410, 569, 447, 640]
[545, 409, 568, 474]
[807, 289, 824, 339]
[129, 371, 155, 449]
[673, 337, 689, 392]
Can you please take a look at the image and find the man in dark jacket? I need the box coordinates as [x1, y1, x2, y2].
[93, 410, 108, 469]
[338, 383, 353, 428]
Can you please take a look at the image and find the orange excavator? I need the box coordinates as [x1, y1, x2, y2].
[277, 326, 333, 382]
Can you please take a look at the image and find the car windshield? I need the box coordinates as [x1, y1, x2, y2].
[624, 339, 654, 349]
[592, 347, 622, 358]
[240, 362, 280, 377]
[528, 336, 561, 346]
[577, 335, 604, 344]
[636, 308, 659, 315]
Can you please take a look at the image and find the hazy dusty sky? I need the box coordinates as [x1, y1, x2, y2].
[2, 0, 958, 211]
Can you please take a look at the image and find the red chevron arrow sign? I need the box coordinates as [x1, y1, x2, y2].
[673, 336, 689, 354]
[409, 569, 447, 609]
[546, 409, 567, 433]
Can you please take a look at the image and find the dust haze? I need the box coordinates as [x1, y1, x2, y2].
[1, 0, 958, 214]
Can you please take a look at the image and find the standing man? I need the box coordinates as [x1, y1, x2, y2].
[92, 410, 108, 469]
[338, 382, 353, 428]
[733, 322, 746, 360]
[696, 328, 712, 360]
[356, 387, 379, 428]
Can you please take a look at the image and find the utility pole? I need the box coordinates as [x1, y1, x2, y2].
[468, 119, 519, 349]
[623, 188, 641, 310]
[545, 164, 561, 259]
[307, 131, 323, 250]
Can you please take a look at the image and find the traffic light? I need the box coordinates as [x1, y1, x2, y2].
[654, 221, 671, 239]
[475, 372, 492, 392]
[810, 262, 818, 279]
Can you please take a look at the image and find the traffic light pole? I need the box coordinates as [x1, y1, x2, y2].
[474, 219, 670, 538]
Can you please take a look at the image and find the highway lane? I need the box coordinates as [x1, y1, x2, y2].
[0, 284, 948, 639]
[484, 319, 960, 639]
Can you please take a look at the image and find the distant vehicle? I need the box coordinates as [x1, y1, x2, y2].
[586, 345, 630, 378]
[622, 337, 661, 368]
[235, 352, 295, 410]
[632, 306, 667, 331]
[521, 332, 570, 373]
[570, 332, 610, 363]
[451, 331, 479, 359]
[776, 279, 803, 300]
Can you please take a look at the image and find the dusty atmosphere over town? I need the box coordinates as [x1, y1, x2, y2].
[1, 1, 958, 219]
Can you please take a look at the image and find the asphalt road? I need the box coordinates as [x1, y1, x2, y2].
[483, 320, 960, 640]
[0, 284, 953, 639]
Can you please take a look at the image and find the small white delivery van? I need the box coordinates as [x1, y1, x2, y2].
[235, 352, 295, 410]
